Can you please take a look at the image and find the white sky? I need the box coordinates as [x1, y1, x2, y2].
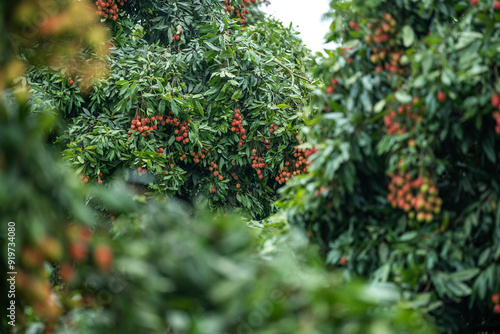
[260, 0, 334, 55]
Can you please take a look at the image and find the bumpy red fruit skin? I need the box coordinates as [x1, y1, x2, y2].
[471, 0, 478, 5]
[69, 80, 74, 85]
[340, 257, 347, 265]
[495, 1, 500, 10]
[326, 86, 334, 94]
[492, 294, 499, 304]
[211, 188, 215, 193]
[495, 304, 500, 314]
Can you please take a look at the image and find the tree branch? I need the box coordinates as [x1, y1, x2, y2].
[253, 50, 312, 84]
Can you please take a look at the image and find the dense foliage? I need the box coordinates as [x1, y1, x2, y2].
[28, 0, 317, 219]
[1, 0, 437, 334]
[276, 0, 500, 332]
[1, 94, 436, 334]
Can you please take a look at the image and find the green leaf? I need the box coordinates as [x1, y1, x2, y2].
[195, 101, 204, 117]
[454, 31, 482, 51]
[395, 91, 412, 104]
[205, 41, 220, 51]
[402, 25, 415, 47]
[482, 137, 496, 163]
[231, 90, 242, 100]
[448, 268, 480, 282]
[170, 100, 180, 115]
[478, 248, 491, 266]
[373, 99, 386, 113]
[378, 242, 389, 262]
[399, 231, 418, 242]
[276, 104, 290, 109]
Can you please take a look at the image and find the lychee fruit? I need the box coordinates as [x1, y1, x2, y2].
[437, 91, 446, 102]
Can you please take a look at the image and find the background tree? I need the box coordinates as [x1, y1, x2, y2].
[276, 0, 500, 332]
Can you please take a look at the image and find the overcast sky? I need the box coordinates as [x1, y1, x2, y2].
[260, 0, 334, 55]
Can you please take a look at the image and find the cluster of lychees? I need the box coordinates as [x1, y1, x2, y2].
[208, 161, 218, 172]
[338, 47, 354, 64]
[351, 13, 410, 75]
[387, 171, 442, 222]
[128, 113, 191, 145]
[251, 149, 267, 180]
[471, 0, 500, 9]
[189, 147, 210, 163]
[230, 109, 247, 146]
[275, 144, 315, 185]
[222, 0, 253, 24]
[231, 173, 241, 188]
[258, 137, 271, 150]
[210, 161, 224, 181]
[79, 169, 104, 184]
[492, 293, 500, 313]
[383, 98, 424, 135]
[136, 166, 147, 176]
[16, 226, 112, 321]
[326, 78, 338, 94]
[79, 167, 89, 183]
[128, 115, 161, 138]
[269, 123, 279, 134]
[66, 226, 112, 272]
[163, 163, 176, 175]
[491, 93, 500, 134]
[154, 147, 164, 156]
[94, 0, 126, 20]
[171, 119, 191, 144]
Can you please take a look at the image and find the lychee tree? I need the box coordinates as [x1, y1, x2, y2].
[274, 0, 500, 332]
[28, 0, 317, 219]
[2, 3, 437, 333]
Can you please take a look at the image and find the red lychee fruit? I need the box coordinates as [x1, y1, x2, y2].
[437, 91, 446, 102]
[69, 242, 87, 262]
[492, 93, 500, 108]
[94, 244, 113, 272]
